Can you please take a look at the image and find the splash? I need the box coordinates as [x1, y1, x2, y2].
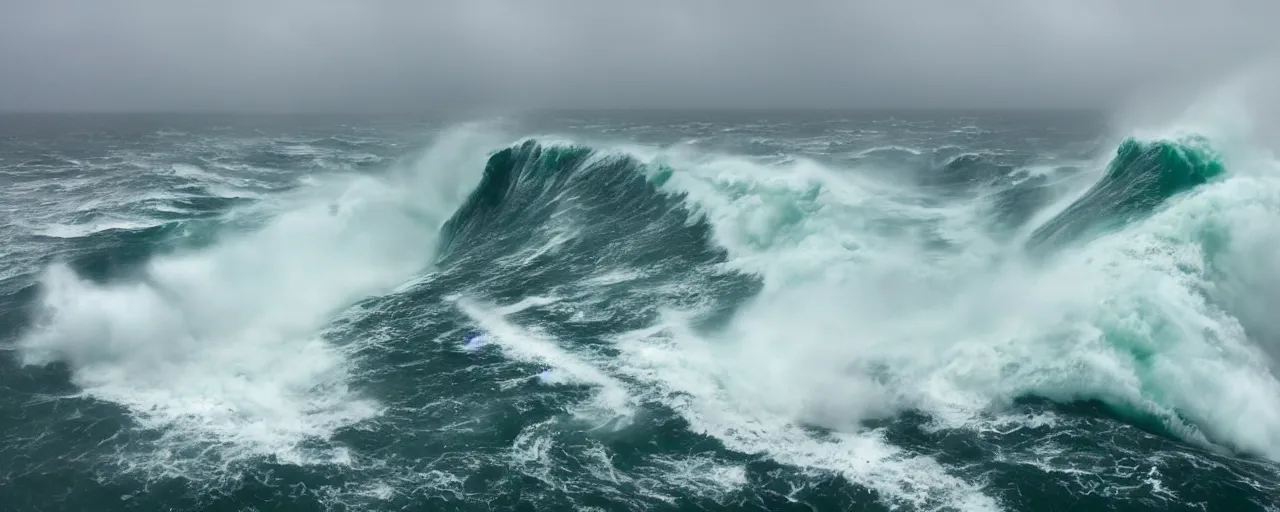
[14, 125, 501, 474]
[638, 120, 1280, 466]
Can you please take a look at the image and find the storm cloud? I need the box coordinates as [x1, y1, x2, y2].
[1, 0, 1277, 112]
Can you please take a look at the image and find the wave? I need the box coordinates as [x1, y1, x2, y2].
[11, 117, 1280, 509]
[853, 145, 924, 158]
[649, 133, 1280, 507]
[931, 152, 1017, 188]
[437, 140, 604, 261]
[1025, 135, 1226, 254]
[11, 125, 500, 477]
[984, 165, 1086, 232]
[432, 127, 1279, 481]
[434, 138, 742, 303]
[427, 128, 1280, 506]
[33, 218, 173, 240]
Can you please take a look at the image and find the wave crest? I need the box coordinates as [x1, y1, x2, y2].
[1027, 135, 1226, 253]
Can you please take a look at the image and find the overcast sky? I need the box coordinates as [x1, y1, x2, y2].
[1, 0, 1277, 112]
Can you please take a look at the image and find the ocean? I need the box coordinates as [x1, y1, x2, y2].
[1, 110, 1278, 511]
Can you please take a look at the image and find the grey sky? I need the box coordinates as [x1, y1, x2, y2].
[1, 0, 1277, 112]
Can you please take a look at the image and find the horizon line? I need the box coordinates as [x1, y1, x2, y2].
[0, 106, 1105, 116]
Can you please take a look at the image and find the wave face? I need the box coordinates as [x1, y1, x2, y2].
[2, 112, 1279, 512]
[1026, 135, 1226, 253]
[438, 140, 723, 271]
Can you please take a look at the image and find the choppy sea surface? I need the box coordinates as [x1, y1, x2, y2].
[2, 110, 1279, 511]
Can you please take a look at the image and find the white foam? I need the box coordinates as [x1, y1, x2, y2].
[276, 144, 324, 157]
[855, 145, 924, 157]
[34, 218, 169, 238]
[510, 418, 557, 485]
[493, 295, 562, 315]
[15, 124, 502, 472]
[644, 454, 748, 501]
[560, 102, 1280, 507]
[578, 441, 748, 506]
[170, 162, 222, 180]
[149, 202, 197, 215]
[453, 297, 633, 420]
[611, 318, 999, 511]
[495, 221, 580, 269]
[581, 269, 645, 287]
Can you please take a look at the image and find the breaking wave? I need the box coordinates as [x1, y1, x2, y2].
[11, 108, 1280, 510]
[1027, 135, 1226, 253]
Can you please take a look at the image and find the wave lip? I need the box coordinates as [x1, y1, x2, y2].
[1026, 135, 1226, 254]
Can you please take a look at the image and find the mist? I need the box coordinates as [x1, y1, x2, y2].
[1, 0, 1278, 112]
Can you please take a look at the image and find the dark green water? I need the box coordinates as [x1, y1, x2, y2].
[1, 112, 1278, 511]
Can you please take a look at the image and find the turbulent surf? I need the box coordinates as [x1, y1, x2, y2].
[2, 110, 1279, 511]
